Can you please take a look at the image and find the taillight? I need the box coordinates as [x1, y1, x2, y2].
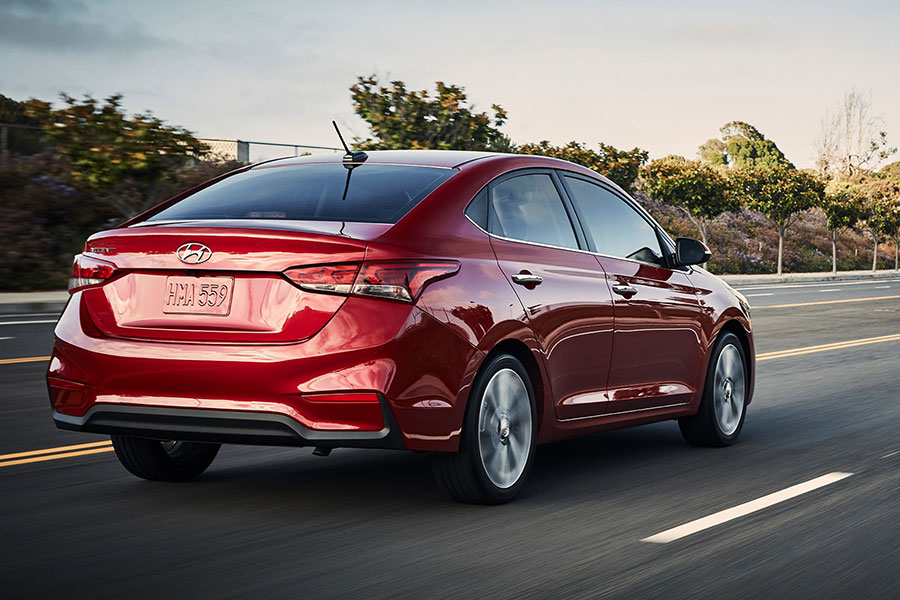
[68, 254, 117, 293]
[284, 263, 360, 295]
[284, 261, 459, 303]
[353, 262, 459, 302]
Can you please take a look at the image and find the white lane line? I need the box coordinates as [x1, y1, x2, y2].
[641, 472, 853, 544]
[818, 288, 840, 292]
[0, 312, 61, 318]
[0, 337, 13, 341]
[881, 450, 900, 459]
[873, 285, 891, 289]
[735, 279, 900, 291]
[743, 293, 774, 297]
[0, 319, 57, 326]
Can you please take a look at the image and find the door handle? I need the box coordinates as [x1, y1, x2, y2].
[612, 284, 638, 297]
[511, 273, 543, 286]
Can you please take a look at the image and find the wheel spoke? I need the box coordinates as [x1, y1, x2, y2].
[713, 345, 745, 436]
[477, 367, 533, 489]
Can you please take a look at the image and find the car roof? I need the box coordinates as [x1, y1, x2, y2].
[254, 150, 509, 169]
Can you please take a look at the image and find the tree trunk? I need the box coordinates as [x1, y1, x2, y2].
[873, 234, 879, 272]
[831, 231, 838, 274]
[699, 221, 708, 247]
[777, 225, 785, 276]
[894, 237, 899, 271]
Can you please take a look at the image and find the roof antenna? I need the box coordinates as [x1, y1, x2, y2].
[332, 120, 368, 166]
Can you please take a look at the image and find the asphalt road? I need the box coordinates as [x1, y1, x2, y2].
[2, 279, 900, 599]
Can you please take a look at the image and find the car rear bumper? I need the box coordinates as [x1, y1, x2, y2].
[53, 401, 404, 449]
[48, 291, 481, 451]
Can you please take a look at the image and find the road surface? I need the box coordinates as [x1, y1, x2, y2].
[2, 278, 899, 598]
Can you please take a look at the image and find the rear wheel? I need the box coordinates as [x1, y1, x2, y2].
[679, 332, 748, 447]
[111, 436, 220, 481]
[431, 354, 536, 504]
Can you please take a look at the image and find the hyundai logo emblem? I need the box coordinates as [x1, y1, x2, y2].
[176, 243, 212, 264]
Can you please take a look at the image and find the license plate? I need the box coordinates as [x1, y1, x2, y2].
[163, 276, 234, 315]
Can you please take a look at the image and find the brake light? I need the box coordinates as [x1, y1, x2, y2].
[284, 261, 459, 302]
[284, 263, 360, 295]
[353, 262, 459, 302]
[68, 254, 117, 293]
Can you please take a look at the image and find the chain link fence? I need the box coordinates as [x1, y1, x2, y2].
[0, 125, 341, 166]
[197, 138, 342, 163]
[0, 123, 44, 165]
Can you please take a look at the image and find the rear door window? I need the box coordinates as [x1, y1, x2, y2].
[147, 163, 456, 224]
[489, 174, 579, 250]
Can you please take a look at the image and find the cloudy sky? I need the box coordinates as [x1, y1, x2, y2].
[2, 0, 899, 167]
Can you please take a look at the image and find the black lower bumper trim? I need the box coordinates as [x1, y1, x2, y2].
[53, 400, 405, 450]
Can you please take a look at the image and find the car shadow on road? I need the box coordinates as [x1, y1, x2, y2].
[106, 421, 712, 521]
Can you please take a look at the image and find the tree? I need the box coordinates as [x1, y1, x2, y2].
[816, 89, 896, 176]
[735, 167, 824, 275]
[849, 172, 900, 271]
[697, 138, 727, 166]
[350, 76, 513, 152]
[881, 164, 900, 269]
[819, 184, 865, 273]
[517, 140, 648, 193]
[698, 121, 791, 169]
[720, 121, 793, 169]
[25, 93, 210, 218]
[642, 155, 739, 246]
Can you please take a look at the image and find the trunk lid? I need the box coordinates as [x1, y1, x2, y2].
[81, 224, 386, 343]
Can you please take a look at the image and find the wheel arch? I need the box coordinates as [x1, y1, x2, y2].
[478, 337, 547, 435]
[715, 318, 755, 406]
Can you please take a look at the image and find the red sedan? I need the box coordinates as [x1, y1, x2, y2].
[48, 149, 754, 503]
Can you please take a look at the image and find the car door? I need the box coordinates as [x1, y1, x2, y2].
[484, 169, 615, 420]
[560, 173, 705, 414]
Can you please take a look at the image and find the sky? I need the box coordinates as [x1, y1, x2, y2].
[2, 0, 899, 168]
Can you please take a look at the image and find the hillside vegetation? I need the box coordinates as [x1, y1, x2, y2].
[0, 82, 897, 291]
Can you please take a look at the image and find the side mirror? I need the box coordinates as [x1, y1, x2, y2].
[675, 237, 711, 266]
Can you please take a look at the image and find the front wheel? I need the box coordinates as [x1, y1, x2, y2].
[111, 436, 220, 481]
[431, 354, 537, 504]
[679, 332, 748, 447]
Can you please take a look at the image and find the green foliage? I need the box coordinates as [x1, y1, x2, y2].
[880, 161, 900, 182]
[25, 94, 210, 217]
[734, 167, 823, 228]
[834, 172, 900, 238]
[697, 138, 727, 166]
[699, 121, 792, 170]
[642, 156, 739, 242]
[350, 76, 513, 152]
[0, 94, 36, 125]
[819, 185, 865, 234]
[0, 94, 45, 155]
[517, 140, 648, 193]
[643, 156, 739, 221]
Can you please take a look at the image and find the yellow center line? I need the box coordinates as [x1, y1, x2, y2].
[0, 440, 112, 462]
[0, 447, 114, 468]
[758, 333, 900, 361]
[754, 294, 900, 310]
[0, 356, 51, 365]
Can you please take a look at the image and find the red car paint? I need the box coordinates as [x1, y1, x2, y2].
[48, 150, 754, 453]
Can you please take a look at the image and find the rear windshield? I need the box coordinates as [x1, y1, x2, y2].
[146, 163, 456, 224]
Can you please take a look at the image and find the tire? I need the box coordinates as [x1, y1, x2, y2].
[679, 332, 748, 447]
[111, 436, 220, 482]
[431, 354, 537, 504]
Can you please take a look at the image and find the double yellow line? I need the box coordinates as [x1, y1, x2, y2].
[754, 294, 900, 310]
[0, 440, 113, 468]
[757, 332, 900, 362]
[3, 327, 900, 469]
